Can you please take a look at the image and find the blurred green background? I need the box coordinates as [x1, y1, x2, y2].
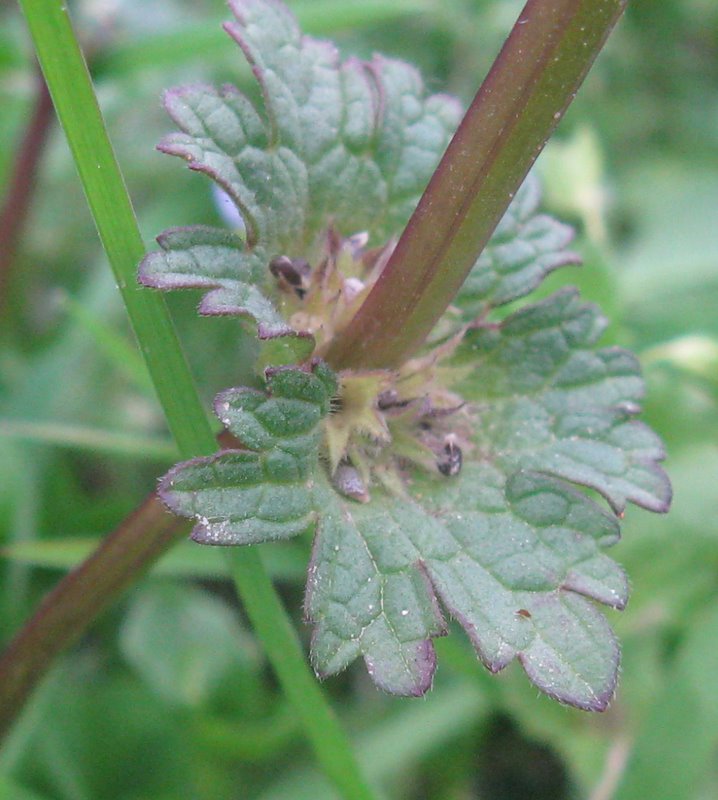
[1, 0, 717, 798]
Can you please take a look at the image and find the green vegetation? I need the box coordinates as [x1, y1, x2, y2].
[1, 0, 716, 798]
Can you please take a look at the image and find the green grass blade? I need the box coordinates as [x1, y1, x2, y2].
[58, 291, 155, 395]
[260, 681, 489, 800]
[229, 552, 385, 800]
[14, 3, 378, 797]
[614, 600, 718, 800]
[0, 418, 177, 461]
[17, 0, 211, 460]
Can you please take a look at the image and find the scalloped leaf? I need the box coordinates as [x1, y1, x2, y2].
[158, 361, 336, 545]
[139, 0, 460, 321]
[138, 224, 314, 362]
[306, 483, 445, 697]
[457, 175, 581, 317]
[222, 0, 461, 244]
[305, 290, 669, 709]
[306, 466, 626, 709]
[458, 289, 672, 514]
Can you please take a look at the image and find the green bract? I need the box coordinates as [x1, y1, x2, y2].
[144, 0, 670, 710]
[159, 361, 336, 545]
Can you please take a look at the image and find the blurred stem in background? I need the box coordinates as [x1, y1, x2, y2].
[0, 68, 54, 316]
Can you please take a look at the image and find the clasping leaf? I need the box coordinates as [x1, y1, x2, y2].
[139, 0, 460, 343]
[143, 0, 671, 710]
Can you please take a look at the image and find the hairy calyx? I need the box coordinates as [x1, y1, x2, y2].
[269, 229, 474, 502]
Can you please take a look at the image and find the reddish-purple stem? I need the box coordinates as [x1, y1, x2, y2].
[325, 0, 627, 370]
[0, 69, 55, 314]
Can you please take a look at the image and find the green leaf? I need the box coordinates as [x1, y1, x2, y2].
[306, 290, 670, 709]
[159, 361, 337, 545]
[223, 0, 460, 242]
[0, 775, 54, 800]
[138, 0, 671, 715]
[306, 467, 626, 710]
[153, 285, 668, 710]
[457, 175, 581, 316]
[459, 289, 671, 514]
[139, 226, 273, 323]
[615, 600, 718, 800]
[138, 225, 315, 361]
[305, 481, 446, 697]
[139, 0, 460, 321]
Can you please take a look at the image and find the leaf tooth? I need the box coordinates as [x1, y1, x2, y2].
[362, 637, 437, 698]
[562, 556, 629, 610]
[517, 595, 621, 711]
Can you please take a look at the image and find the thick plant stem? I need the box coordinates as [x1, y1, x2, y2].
[11, 3, 378, 798]
[4, 0, 626, 792]
[325, 0, 627, 370]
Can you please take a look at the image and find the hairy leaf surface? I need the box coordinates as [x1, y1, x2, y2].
[305, 290, 669, 707]
[307, 467, 626, 709]
[159, 361, 336, 545]
[139, 0, 461, 323]
[458, 289, 671, 514]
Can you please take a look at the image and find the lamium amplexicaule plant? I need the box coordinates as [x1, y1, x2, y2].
[136, 0, 670, 712]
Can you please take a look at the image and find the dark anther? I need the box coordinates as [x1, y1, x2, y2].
[377, 389, 399, 409]
[436, 435, 462, 477]
[377, 389, 411, 410]
[269, 255, 311, 298]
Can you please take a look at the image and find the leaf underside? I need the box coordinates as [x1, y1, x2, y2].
[145, 0, 671, 710]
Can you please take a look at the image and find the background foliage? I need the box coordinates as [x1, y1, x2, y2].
[0, 0, 717, 798]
